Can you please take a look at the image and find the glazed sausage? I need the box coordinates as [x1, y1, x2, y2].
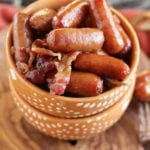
[90, 0, 124, 54]
[29, 8, 56, 31]
[66, 71, 103, 97]
[117, 24, 131, 55]
[52, 0, 89, 28]
[13, 12, 32, 63]
[74, 53, 130, 80]
[46, 28, 104, 53]
[134, 82, 150, 102]
[134, 71, 150, 101]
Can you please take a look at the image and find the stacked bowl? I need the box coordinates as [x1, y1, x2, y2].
[7, 0, 140, 140]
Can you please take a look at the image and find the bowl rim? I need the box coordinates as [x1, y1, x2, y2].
[6, 1, 140, 102]
[10, 77, 135, 122]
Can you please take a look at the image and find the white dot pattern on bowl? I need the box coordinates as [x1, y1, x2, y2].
[62, 107, 67, 110]
[28, 109, 32, 113]
[33, 93, 38, 96]
[44, 97, 48, 101]
[89, 103, 96, 108]
[82, 124, 86, 128]
[27, 96, 31, 100]
[16, 75, 132, 119]
[55, 103, 60, 106]
[83, 103, 91, 108]
[85, 113, 91, 116]
[97, 103, 102, 108]
[64, 123, 69, 127]
[49, 103, 54, 106]
[11, 96, 120, 140]
[25, 112, 118, 140]
[33, 98, 38, 102]
[87, 119, 92, 123]
[56, 111, 61, 113]
[35, 120, 39, 125]
[93, 122, 97, 126]
[56, 107, 61, 110]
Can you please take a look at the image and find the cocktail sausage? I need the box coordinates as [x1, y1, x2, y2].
[52, 0, 89, 28]
[29, 8, 56, 31]
[66, 71, 103, 97]
[74, 53, 130, 80]
[13, 12, 32, 63]
[46, 28, 104, 53]
[90, 0, 124, 54]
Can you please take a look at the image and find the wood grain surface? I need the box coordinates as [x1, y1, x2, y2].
[0, 29, 150, 150]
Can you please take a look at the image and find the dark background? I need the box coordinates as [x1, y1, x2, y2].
[0, 0, 150, 9]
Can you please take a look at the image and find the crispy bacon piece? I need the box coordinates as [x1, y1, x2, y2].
[31, 39, 61, 60]
[25, 69, 46, 85]
[36, 55, 56, 73]
[25, 56, 56, 85]
[28, 52, 36, 67]
[49, 52, 80, 95]
[16, 62, 29, 74]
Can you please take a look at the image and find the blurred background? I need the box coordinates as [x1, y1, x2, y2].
[0, 0, 150, 56]
[0, 1, 149, 149]
[0, 0, 150, 8]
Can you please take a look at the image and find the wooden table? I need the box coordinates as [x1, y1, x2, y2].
[0, 29, 150, 150]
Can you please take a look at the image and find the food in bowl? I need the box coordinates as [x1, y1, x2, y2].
[134, 71, 150, 101]
[12, 0, 132, 97]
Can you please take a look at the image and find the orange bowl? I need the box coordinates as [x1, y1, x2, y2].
[10, 77, 135, 140]
[6, 0, 140, 118]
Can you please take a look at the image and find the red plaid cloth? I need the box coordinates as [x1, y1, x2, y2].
[0, 3, 19, 30]
[120, 9, 150, 57]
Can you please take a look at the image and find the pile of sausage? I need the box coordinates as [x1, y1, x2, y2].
[13, 0, 131, 97]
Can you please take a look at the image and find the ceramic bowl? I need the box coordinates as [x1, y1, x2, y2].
[6, 0, 140, 118]
[10, 77, 135, 140]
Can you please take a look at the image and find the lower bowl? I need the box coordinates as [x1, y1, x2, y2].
[10, 79, 135, 140]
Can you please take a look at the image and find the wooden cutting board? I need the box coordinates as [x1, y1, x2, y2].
[0, 29, 150, 150]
